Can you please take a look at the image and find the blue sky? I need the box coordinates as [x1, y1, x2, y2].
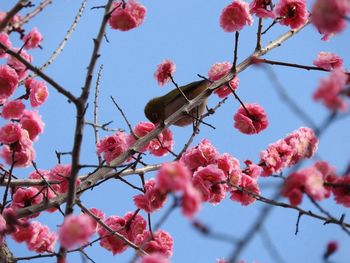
[1, 1, 350, 262]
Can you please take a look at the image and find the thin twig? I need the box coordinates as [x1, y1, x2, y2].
[94, 65, 103, 164]
[110, 96, 135, 136]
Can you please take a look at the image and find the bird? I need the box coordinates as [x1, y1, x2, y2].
[144, 79, 210, 127]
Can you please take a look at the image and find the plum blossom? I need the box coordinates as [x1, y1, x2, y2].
[108, 0, 146, 31]
[47, 164, 79, 194]
[192, 164, 227, 204]
[250, 0, 275, 18]
[25, 78, 49, 107]
[313, 52, 344, 71]
[180, 139, 219, 171]
[154, 59, 176, 86]
[27, 222, 57, 253]
[20, 110, 45, 141]
[1, 100, 25, 119]
[138, 253, 170, 263]
[260, 127, 318, 176]
[208, 62, 240, 98]
[89, 208, 105, 231]
[59, 214, 95, 249]
[313, 68, 348, 112]
[96, 131, 130, 164]
[0, 64, 19, 101]
[332, 175, 350, 207]
[133, 178, 167, 213]
[157, 161, 191, 192]
[220, 0, 253, 32]
[229, 174, 260, 205]
[275, 0, 308, 29]
[7, 48, 32, 80]
[124, 212, 146, 242]
[181, 184, 202, 218]
[135, 230, 173, 257]
[0, 33, 11, 57]
[234, 103, 268, 134]
[324, 240, 339, 259]
[0, 123, 23, 144]
[311, 0, 349, 40]
[23, 28, 43, 49]
[11, 187, 43, 218]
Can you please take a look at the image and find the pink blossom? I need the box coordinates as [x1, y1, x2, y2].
[181, 184, 202, 218]
[313, 52, 344, 71]
[20, 110, 44, 141]
[98, 215, 129, 254]
[1, 100, 25, 119]
[333, 175, 350, 207]
[124, 212, 146, 242]
[217, 153, 240, 176]
[108, 0, 146, 31]
[1, 131, 35, 167]
[243, 160, 263, 179]
[0, 214, 5, 244]
[96, 131, 130, 164]
[138, 253, 170, 263]
[229, 174, 260, 205]
[180, 139, 219, 171]
[59, 214, 95, 249]
[0, 123, 23, 144]
[133, 178, 167, 213]
[130, 121, 155, 152]
[47, 164, 78, 193]
[220, 0, 253, 32]
[234, 103, 268, 134]
[250, 0, 275, 18]
[312, 0, 349, 40]
[275, 0, 308, 29]
[11, 187, 43, 218]
[148, 128, 174, 157]
[192, 164, 227, 204]
[27, 221, 56, 253]
[314, 161, 337, 198]
[135, 230, 173, 257]
[11, 223, 34, 243]
[25, 78, 49, 107]
[89, 208, 105, 231]
[260, 127, 318, 176]
[0, 33, 11, 57]
[313, 68, 348, 112]
[0, 64, 19, 100]
[157, 161, 191, 192]
[208, 62, 240, 98]
[23, 27, 43, 49]
[324, 240, 339, 259]
[7, 48, 33, 80]
[154, 59, 176, 86]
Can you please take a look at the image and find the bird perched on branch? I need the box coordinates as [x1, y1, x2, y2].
[144, 80, 210, 126]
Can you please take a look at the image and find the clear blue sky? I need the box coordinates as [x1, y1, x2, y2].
[1, 1, 349, 262]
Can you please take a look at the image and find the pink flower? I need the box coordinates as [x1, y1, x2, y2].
[23, 27, 43, 49]
[108, 0, 146, 31]
[1, 100, 25, 119]
[89, 208, 105, 231]
[20, 110, 45, 141]
[27, 221, 57, 253]
[59, 214, 95, 249]
[11, 223, 33, 243]
[138, 253, 170, 263]
[0, 214, 5, 244]
[234, 103, 268, 134]
[180, 139, 219, 171]
[324, 240, 339, 259]
[260, 127, 318, 176]
[275, 0, 308, 29]
[124, 212, 146, 242]
[250, 0, 275, 18]
[148, 128, 174, 157]
[0, 33, 12, 58]
[98, 215, 129, 254]
[157, 161, 191, 192]
[208, 62, 240, 98]
[313, 68, 348, 112]
[133, 178, 167, 213]
[243, 160, 263, 179]
[135, 230, 173, 257]
[0, 123, 23, 144]
[11, 187, 43, 218]
[7, 48, 33, 80]
[192, 164, 227, 204]
[130, 121, 155, 152]
[220, 0, 253, 32]
[96, 131, 130, 164]
[0, 64, 19, 101]
[48, 164, 78, 193]
[313, 52, 344, 71]
[1, 131, 35, 167]
[25, 78, 49, 107]
[154, 59, 176, 86]
[333, 175, 350, 207]
[181, 184, 202, 218]
[229, 174, 260, 205]
[312, 0, 349, 40]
